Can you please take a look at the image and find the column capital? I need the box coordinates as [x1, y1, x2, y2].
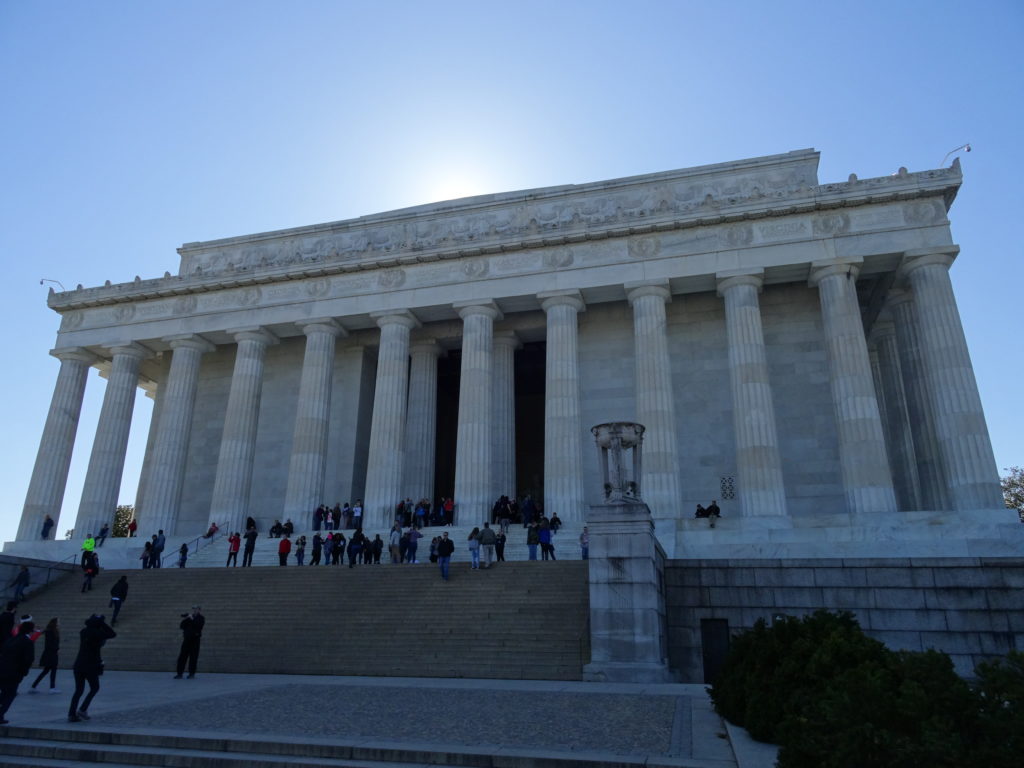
[886, 287, 914, 308]
[493, 330, 522, 350]
[453, 299, 503, 322]
[104, 342, 152, 360]
[369, 310, 420, 330]
[163, 334, 216, 354]
[625, 279, 672, 305]
[898, 246, 959, 279]
[868, 321, 897, 343]
[49, 346, 97, 364]
[808, 258, 862, 287]
[716, 270, 764, 296]
[538, 289, 585, 313]
[297, 318, 347, 338]
[229, 328, 279, 346]
[409, 339, 443, 358]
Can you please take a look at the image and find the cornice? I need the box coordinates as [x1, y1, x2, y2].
[46, 159, 960, 313]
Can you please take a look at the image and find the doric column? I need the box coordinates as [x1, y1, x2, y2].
[899, 247, 1003, 510]
[17, 348, 96, 540]
[363, 311, 418, 529]
[139, 335, 214, 535]
[76, 343, 150, 538]
[715, 272, 788, 516]
[208, 328, 277, 535]
[492, 331, 520, 500]
[887, 289, 949, 510]
[626, 280, 684, 521]
[869, 322, 921, 511]
[282, 319, 346, 522]
[809, 261, 897, 514]
[404, 340, 441, 505]
[539, 290, 586, 522]
[453, 301, 501, 524]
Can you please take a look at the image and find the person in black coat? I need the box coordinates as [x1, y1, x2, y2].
[30, 617, 60, 692]
[68, 614, 116, 722]
[109, 576, 128, 625]
[0, 619, 35, 723]
[174, 606, 205, 679]
[0, 602, 17, 639]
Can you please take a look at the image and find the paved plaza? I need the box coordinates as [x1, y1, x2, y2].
[0, 671, 777, 767]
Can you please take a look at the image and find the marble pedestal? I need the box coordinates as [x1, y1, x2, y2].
[583, 500, 674, 683]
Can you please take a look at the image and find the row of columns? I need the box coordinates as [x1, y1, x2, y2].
[19, 248, 1003, 542]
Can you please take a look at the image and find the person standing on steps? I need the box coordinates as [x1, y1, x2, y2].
[153, 530, 166, 568]
[0, 618, 35, 724]
[478, 523, 497, 569]
[96, 524, 109, 547]
[278, 534, 291, 566]
[437, 531, 455, 581]
[580, 526, 589, 560]
[174, 606, 204, 679]
[495, 529, 506, 562]
[310, 533, 322, 565]
[226, 532, 241, 567]
[526, 523, 539, 561]
[29, 617, 60, 694]
[8, 566, 30, 602]
[41, 514, 54, 540]
[108, 576, 128, 625]
[241, 526, 258, 567]
[67, 614, 115, 723]
[177, 542, 189, 568]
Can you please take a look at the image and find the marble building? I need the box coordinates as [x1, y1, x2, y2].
[11, 149, 1020, 560]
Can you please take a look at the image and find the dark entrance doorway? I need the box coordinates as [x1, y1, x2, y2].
[431, 341, 547, 507]
[701, 618, 730, 685]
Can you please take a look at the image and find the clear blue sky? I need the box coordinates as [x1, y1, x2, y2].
[1, 0, 1021, 541]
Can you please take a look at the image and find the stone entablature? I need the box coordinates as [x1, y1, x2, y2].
[48, 153, 959, 353]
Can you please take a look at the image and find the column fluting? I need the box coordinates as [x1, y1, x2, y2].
[888, 289, 950, 510]
[363, 311, 418, 529]
[900, 248, 1003, 510]
[539, 290, 586, 522]
[76, 343, 150, 538]
[870, 322, 922, 511]
[626, 281, 684, 521]
[453, 302, 501, 525]
[716, 273, 788, 516]
[282, 319, 345, 523]
[492, 331, 520, 501]
[17, 348, 95, 540]
[208, 328, 277, 535]
[404, 340, 441, 506]
[139, 335, 214, 536]
[809, 261, 897, 513]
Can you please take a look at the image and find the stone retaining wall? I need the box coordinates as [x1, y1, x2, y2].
[665, 557, 1024, 682]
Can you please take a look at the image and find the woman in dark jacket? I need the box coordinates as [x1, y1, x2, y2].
[29, 618, 59, 693]
[68, 614, 116, 723]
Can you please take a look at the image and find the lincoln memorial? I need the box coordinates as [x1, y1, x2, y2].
[10, 149, 1020, 561]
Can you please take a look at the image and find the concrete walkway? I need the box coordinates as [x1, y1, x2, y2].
[0, 671, 778, 767]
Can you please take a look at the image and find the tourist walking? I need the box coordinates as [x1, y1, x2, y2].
[68, 614, 116, 723]
[29, 617, 59, 693]
[177, 542, 188, 568]
[0, 618, 35, 723]
[311, 533, 322, 565]
[140, 541, 153, 569]
[539, 521, 556, 560]
[478, 523, 497, 568]
[294, 536, 306, 566]
[8, 566, 30, 602]
[437, 531, 455, 581]
[174, 606, 204, 679]
[467, 527, 481, 570]
[495, 530, 506, 562]
[153, 530, 166, 568]
[526, 523, 539, 560]
[108, 576, 128, 625]
[389, 523, 401, 564]
[407, 527, 422, 563]
[278, 535, 291, 566]
[226, 531, 241, 566]
[81, 552, 98, 592]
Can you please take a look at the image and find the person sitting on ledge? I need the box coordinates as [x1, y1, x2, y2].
[282, 519, 294, 537]
[268, 520, 283, 539]
[706, 500, 721, 528]
[202, 522, 219, 539]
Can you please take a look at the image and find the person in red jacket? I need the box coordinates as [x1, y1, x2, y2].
[277, 535, 291, 566]
[225, 532, 241, 567]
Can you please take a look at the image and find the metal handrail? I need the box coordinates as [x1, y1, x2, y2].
[161, 530, 226, 566]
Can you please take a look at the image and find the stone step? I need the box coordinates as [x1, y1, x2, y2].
[0, 726, 645, 768]
[24, 561, 590, 680]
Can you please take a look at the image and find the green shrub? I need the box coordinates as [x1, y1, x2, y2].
[710, 610, 1021, 768]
